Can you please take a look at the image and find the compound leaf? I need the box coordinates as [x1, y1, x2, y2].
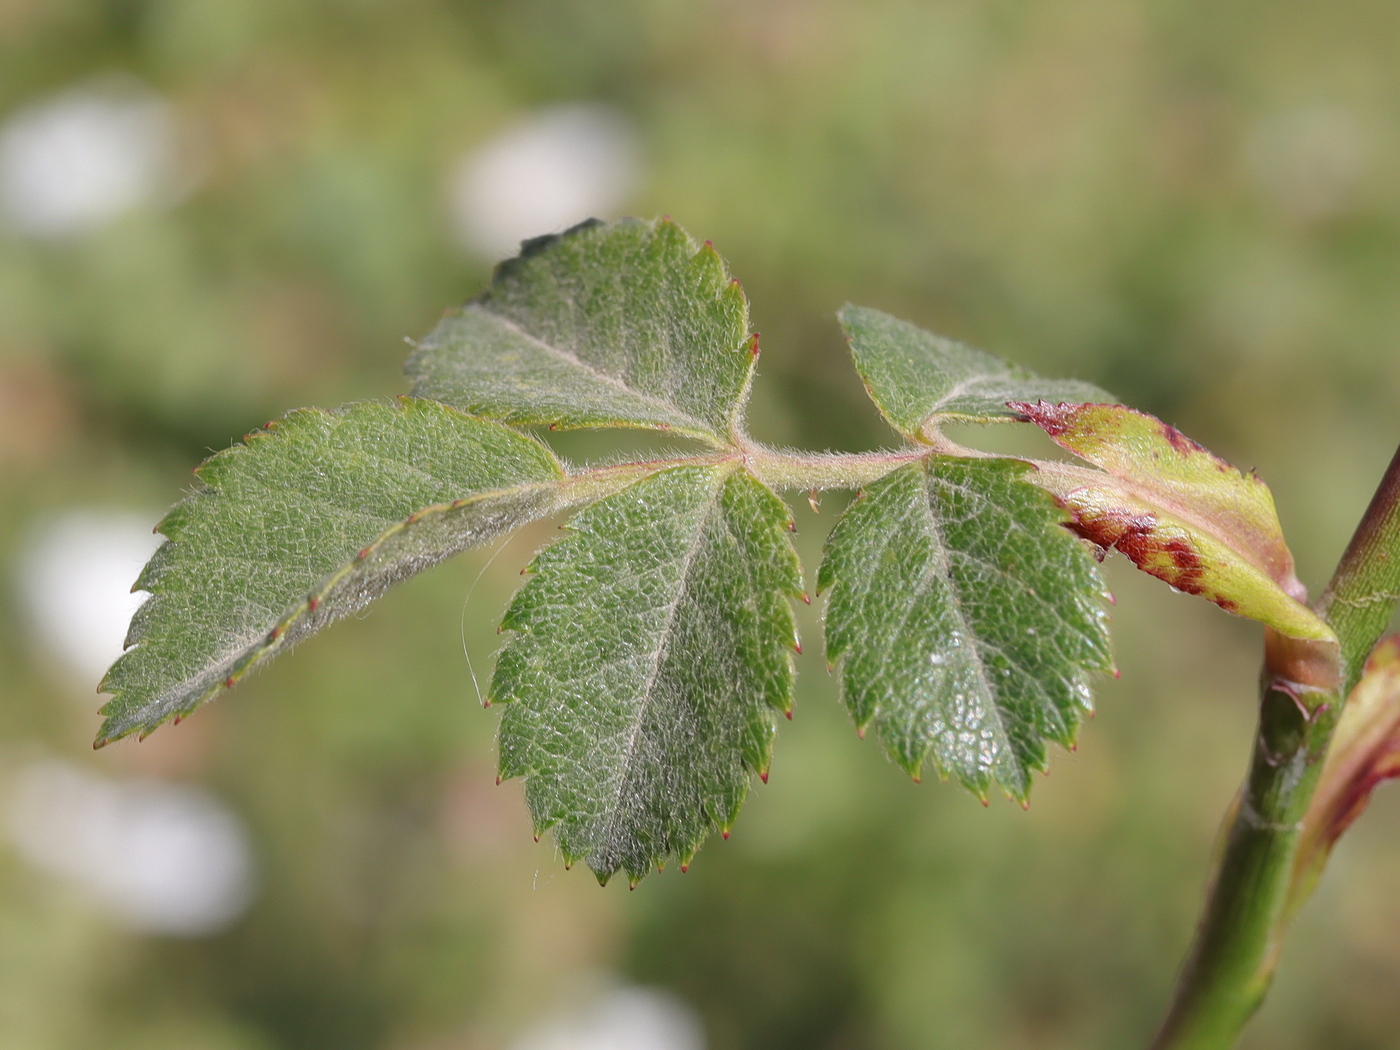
[839, 305, 1112, 439]
[819, 457, 1113, 801]
[1015, 401, 1334, 642]
[98, 399, 571, 745]
[408, 218, 756, 445]
[492, 463, 803, 883]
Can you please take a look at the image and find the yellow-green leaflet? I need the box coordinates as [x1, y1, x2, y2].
[1016, 401, 1334, 642]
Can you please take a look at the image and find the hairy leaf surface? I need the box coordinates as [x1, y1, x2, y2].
[819, 457, 1113, 800]
[98, 399, 569, 745]
[408, 218, 755, 444]
[839, 305, 1112, 439]
[492, 464, 803, 883]
[1015, 401, 1333, 641]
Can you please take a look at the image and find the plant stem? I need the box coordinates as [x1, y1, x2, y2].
[739, 443, 933, 490]
[1152, 439, 1400, 1050]
[1316, 440, 1400, 694]
[561, 443, 936, 494]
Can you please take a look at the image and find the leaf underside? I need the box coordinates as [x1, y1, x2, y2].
[492, 464, 803, 883]
[1016, 401, 1333, 642]
[407, 217, 756, 444]
[839, 305, 1114, 438]
[819, 457, 1113, 801]
[98, 399, 569, 744]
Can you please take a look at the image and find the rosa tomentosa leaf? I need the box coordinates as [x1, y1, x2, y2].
[98, 399, 574, 745]
[491, 463, 803, 884]
[838, 305, 1113, 440]
[1287, 634, 1400, 917]
[818, 457, 1113, 801]
[1013, 401, 1334, 642]
[407, 218, 755, 445]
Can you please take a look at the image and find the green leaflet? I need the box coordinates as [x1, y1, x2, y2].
[839, 305, 1113, 439]
[819, 457, 1113, 800]
[492, 464, 804, 884]
[407, 218, 755, 444]
[98, 399, 570, 745]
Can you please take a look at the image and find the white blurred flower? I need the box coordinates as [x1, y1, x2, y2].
[16, 509, 162, 688]
[0, 76, 179, 237]
[7, 761, 255, 936]
[450, 103, 641, 259]
[510, 986, 705, 1050]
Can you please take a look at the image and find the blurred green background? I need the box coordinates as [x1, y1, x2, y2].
[2, 1, 1399, 1048]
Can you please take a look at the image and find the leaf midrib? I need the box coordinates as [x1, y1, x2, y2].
[598, 466, 731, 857]
[117, 479, 568, 733]
[914, 464, 1016, 779]
[472, 307, 725, 443]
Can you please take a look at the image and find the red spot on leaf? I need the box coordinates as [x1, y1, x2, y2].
[1160, 422, 1208, 457]
[1008, 400, 1080, 437]
[1068, 510, 1208, 597]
